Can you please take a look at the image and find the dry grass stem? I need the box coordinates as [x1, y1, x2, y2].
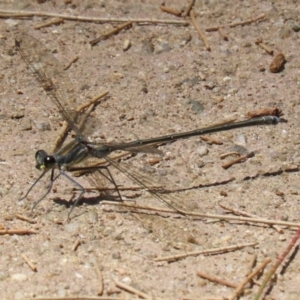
[200, 135, 223, 145]
[155, 242, 258, 262]
[255, 38, 274, 55]
[190, 10, 211, 51]
[114, 279, 152, 299]
[63, 56, 79, 70]
[245, 254, 257, 276]
[90, 21, 133, 46]
[34, 17, 64, 29]
[218, 27, 228, 40]
[72, 239, 81, 251]
[101, 201, 300, 228]
[247, 107, 283, 118]
[93, 256, 104, 296]
[0, 9, 189, 25]
[182, 0, 196, 17]
[222, 151, 255, 169]
[229, 259, 272, 300]
[197, 270, 238, 288]
[15, 213, 36, 224]
[218, 202, 284, 233]
[21, 254, 37, 272]
[206, 13, 266, 31]
[23, 297, 126, 300]
[160, 5, 181, 17]
[0, 228, 38, 235]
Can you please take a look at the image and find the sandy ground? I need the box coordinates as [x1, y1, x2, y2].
[0, 0, 300, 299]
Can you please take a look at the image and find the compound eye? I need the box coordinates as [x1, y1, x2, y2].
[35, 150, 56, 170]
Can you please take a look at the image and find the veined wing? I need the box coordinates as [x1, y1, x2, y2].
[15, 34, 82, 138]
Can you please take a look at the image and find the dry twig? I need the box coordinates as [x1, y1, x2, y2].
[222, 151, 255, 169]
[21, 254, 37, 272]
[72, 239, 81, 251]
[34, 17, 64, 29]
[230, 259, 272, 300]
[0, 9, 189, 25]
[190, 10, 211, 51]
[155, 242, 257, 262]
[63, 56, 79, 70]
[255, 38, 274, 55]
[101, 201, 300, 228]
[197, 270, 237, 288]
[114, 279, 152, 299]
[206, 13, 266, 32]
[90, 21, 133, 46]
[200, 135, 223, 145]
[93, 255, 104, 296]
[0, 228, 38, 235]
[218, 202, 283, 233]
[218, 27, 228, 41]
[160, 5, 181, 17]
[15, 213, 36, 224]
[182, 0, 196, 17]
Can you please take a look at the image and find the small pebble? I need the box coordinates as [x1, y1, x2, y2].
[197, 146, 209, 157]
[122, 276, 132, 284]
[235, 134, 247, 147]
[123, 39, 131, 51]
[112, 251, 121, 259]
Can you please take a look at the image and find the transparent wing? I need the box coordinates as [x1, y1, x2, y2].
[15, 34, 82, 137]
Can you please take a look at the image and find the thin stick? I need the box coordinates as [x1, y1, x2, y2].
[230, 258, 272, 300]
[0, 228, 38, 235]
[114, 279, 152, 299]
[253, 225, 300, 300]
[155, 242, 257, 262]
[205, 13, 266, 32]
[90, 21, 133, 46]
[22, 297, 124, 300]
[255, 38, 274, 55]
[21, 254, 37, 272]
[219, 202, 283, 233]
[247, 107, 282, 118]
[222, 151, 255, 169]
[72, 239, 81, 251]
[245, 254, 257, 276]
[197, 270, 238, 288]
[182, 0, 196, 17]
[200, 135, 223, 145]
[218, 27, 228, 41]
[94, 256, 104, 296]
[63, 56, 79, 70]
[160, 5, 181, 17]
[0, 9, 189, 25]
[101, 201, 300, 228]
[190, 10, 211, 51]
[15, 213, 36, 224]
[76, 91, 109, 112]
[34, 17, 64, 29]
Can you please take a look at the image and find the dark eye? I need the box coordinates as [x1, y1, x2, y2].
[35, 150, 56, 170]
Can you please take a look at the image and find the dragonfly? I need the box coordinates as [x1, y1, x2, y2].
[15, 34, 281, 219]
